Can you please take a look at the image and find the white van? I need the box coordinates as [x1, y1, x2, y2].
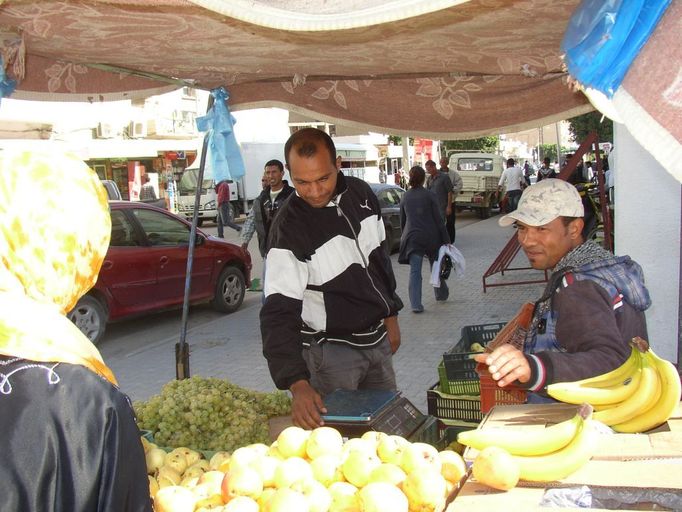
[448, 152, 505, 218]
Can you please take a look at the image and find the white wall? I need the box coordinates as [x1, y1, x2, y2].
[613, 123, 681, 363]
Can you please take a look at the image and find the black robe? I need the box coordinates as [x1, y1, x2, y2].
[0, 355, 152, 511]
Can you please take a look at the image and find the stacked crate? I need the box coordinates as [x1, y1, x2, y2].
[427, 323, 506, 437]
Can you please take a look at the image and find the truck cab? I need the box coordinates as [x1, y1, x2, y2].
[448, 152, 505, 218]
[176, 159, 237, 226]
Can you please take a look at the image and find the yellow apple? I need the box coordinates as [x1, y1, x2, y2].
[358, 482, 408, 512]
[250, 455, 281, 488]
[170, 447, 202, 467]
[258, 487, 277, 509]
[140, 436, 153, 454]
[300, 478, 332, 512]
[154, 485, 196, 512]
[266, 488, 310, 512]
[310, 454, 345, 487]
[267, 442, 285, 460]
[198, 470, 227, 496]
[273, 456, 314, 489]
[221, 466, 263, 501]
[223, 495, 259, 512]
[247, 443, 270, 457]
[438, 450, 467, 484]
[402, 469, 447, 512]
[156, 466, 182, 488]
[145, 447, 167, 474]
[360, 431, 388, 450]
[341, 450, 381, 488]
[276, 426, 310, 459]
[306, 426, 344, 459]
[341, 438, 375, 458]
[148, 475, 159, 499]
[179, 475, 199, 488]
[164, 452, 188, 475]
[367, 463, 406, 487]
[328, 481, 360, 512]
[400, 442, 442, 474]
[209, 451, 232, 470]
[471, 446, 519, 491]
[183, 463, 207, 481]
[229, 446, 261, 473]
[193, 492, 224, 510]
[376, 435, 409, 465]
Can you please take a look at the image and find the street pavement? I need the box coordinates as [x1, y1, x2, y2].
[101, 211, 544, 415]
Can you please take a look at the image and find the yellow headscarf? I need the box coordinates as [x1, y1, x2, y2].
[0, 150, 116, 385]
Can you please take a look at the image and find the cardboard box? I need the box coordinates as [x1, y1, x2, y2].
[448, 403, 682, 511]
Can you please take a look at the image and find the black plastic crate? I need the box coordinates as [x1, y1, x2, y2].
[459, 322, 507, 349]
[427, 383, 483, 423]
[436, 419, 479, 453]
[443, 322, 507, 381]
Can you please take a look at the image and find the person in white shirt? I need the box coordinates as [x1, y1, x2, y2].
[498, 158, 525, 212]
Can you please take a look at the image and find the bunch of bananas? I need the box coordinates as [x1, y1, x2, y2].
[546, 338, 681, 433]
[458, 404, 597, 482]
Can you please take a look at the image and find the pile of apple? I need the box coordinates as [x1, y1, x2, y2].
[145, 425, 467, 512]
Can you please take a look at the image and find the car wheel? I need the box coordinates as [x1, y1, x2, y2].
[479, 206, 491, 219]
[67, 295, 108, 345]
[211, 266, 246, 313]
[197, 218, 204, 227]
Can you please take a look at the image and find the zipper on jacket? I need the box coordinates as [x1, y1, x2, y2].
[333, 197, 392, 317]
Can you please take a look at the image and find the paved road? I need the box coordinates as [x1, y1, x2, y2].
[99, 210, 544, 415]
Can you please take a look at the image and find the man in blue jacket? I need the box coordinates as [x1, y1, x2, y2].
[476, 179, 650, 401]
[260, 128, 403, 428]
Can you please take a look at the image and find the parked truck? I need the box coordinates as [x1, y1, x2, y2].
[448, 151, 505, 218]
[176, 141, 286, 224]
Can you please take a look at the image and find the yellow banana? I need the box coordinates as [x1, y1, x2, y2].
[515, 405, 597, 482]
[457, 409, 582, 456]
[593, 353, 659, 426]
[547, 363, 642, 405]
[575, 346, 639, 388]
[612, 349, 681, 433]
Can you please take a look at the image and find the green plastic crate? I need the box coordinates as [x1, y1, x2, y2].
[437, 360, 480, 395]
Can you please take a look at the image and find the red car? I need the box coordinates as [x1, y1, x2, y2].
[68, 201, 251, 344]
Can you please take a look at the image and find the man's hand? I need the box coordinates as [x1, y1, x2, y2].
[384, 316, 401, 354]
[445, 203, 452, 216]
[289, 380, 327, 429]
[474, 344, 531, 387]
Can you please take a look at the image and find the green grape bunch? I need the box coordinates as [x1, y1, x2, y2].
[133, 376, 291, 452]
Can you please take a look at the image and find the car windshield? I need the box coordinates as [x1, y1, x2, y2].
[178, 168, 213, 194]
[456, 157, 494, 172]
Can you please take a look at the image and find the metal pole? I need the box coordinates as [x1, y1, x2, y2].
[175, 93, 215, 380]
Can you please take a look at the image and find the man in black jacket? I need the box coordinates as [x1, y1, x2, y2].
[260, 128, 403, 429]
[240, 159, 294, 258]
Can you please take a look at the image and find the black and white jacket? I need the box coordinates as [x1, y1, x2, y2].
[260, 173, 403, 390]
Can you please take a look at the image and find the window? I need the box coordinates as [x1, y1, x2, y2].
[109, 210, 142, 247]
[457, 158, 494, 172]
[133, 208, 191, 246]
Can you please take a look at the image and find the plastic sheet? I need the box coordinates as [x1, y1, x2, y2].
[562, 0, 672, 96]
[540, 485, 682, 510]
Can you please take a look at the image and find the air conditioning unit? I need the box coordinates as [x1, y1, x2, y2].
[96, 122, 114, 138]
[129, 121, 147, 138]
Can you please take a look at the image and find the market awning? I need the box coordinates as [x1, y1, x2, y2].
[1, 0, 593, 138]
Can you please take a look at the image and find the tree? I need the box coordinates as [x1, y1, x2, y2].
[567, 111, 613, 145]
[388, 135, 414, 145]
[441, 136, 499, 156]
[538, 144, 572, 163]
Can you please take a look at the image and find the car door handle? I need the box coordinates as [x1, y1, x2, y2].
[102, 260, 113, 270]
[159, 256, 169, 267]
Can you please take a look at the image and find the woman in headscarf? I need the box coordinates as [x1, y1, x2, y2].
[0, 151, 152, 511]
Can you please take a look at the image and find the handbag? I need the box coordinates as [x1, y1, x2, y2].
[439, 254, 453, 280]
